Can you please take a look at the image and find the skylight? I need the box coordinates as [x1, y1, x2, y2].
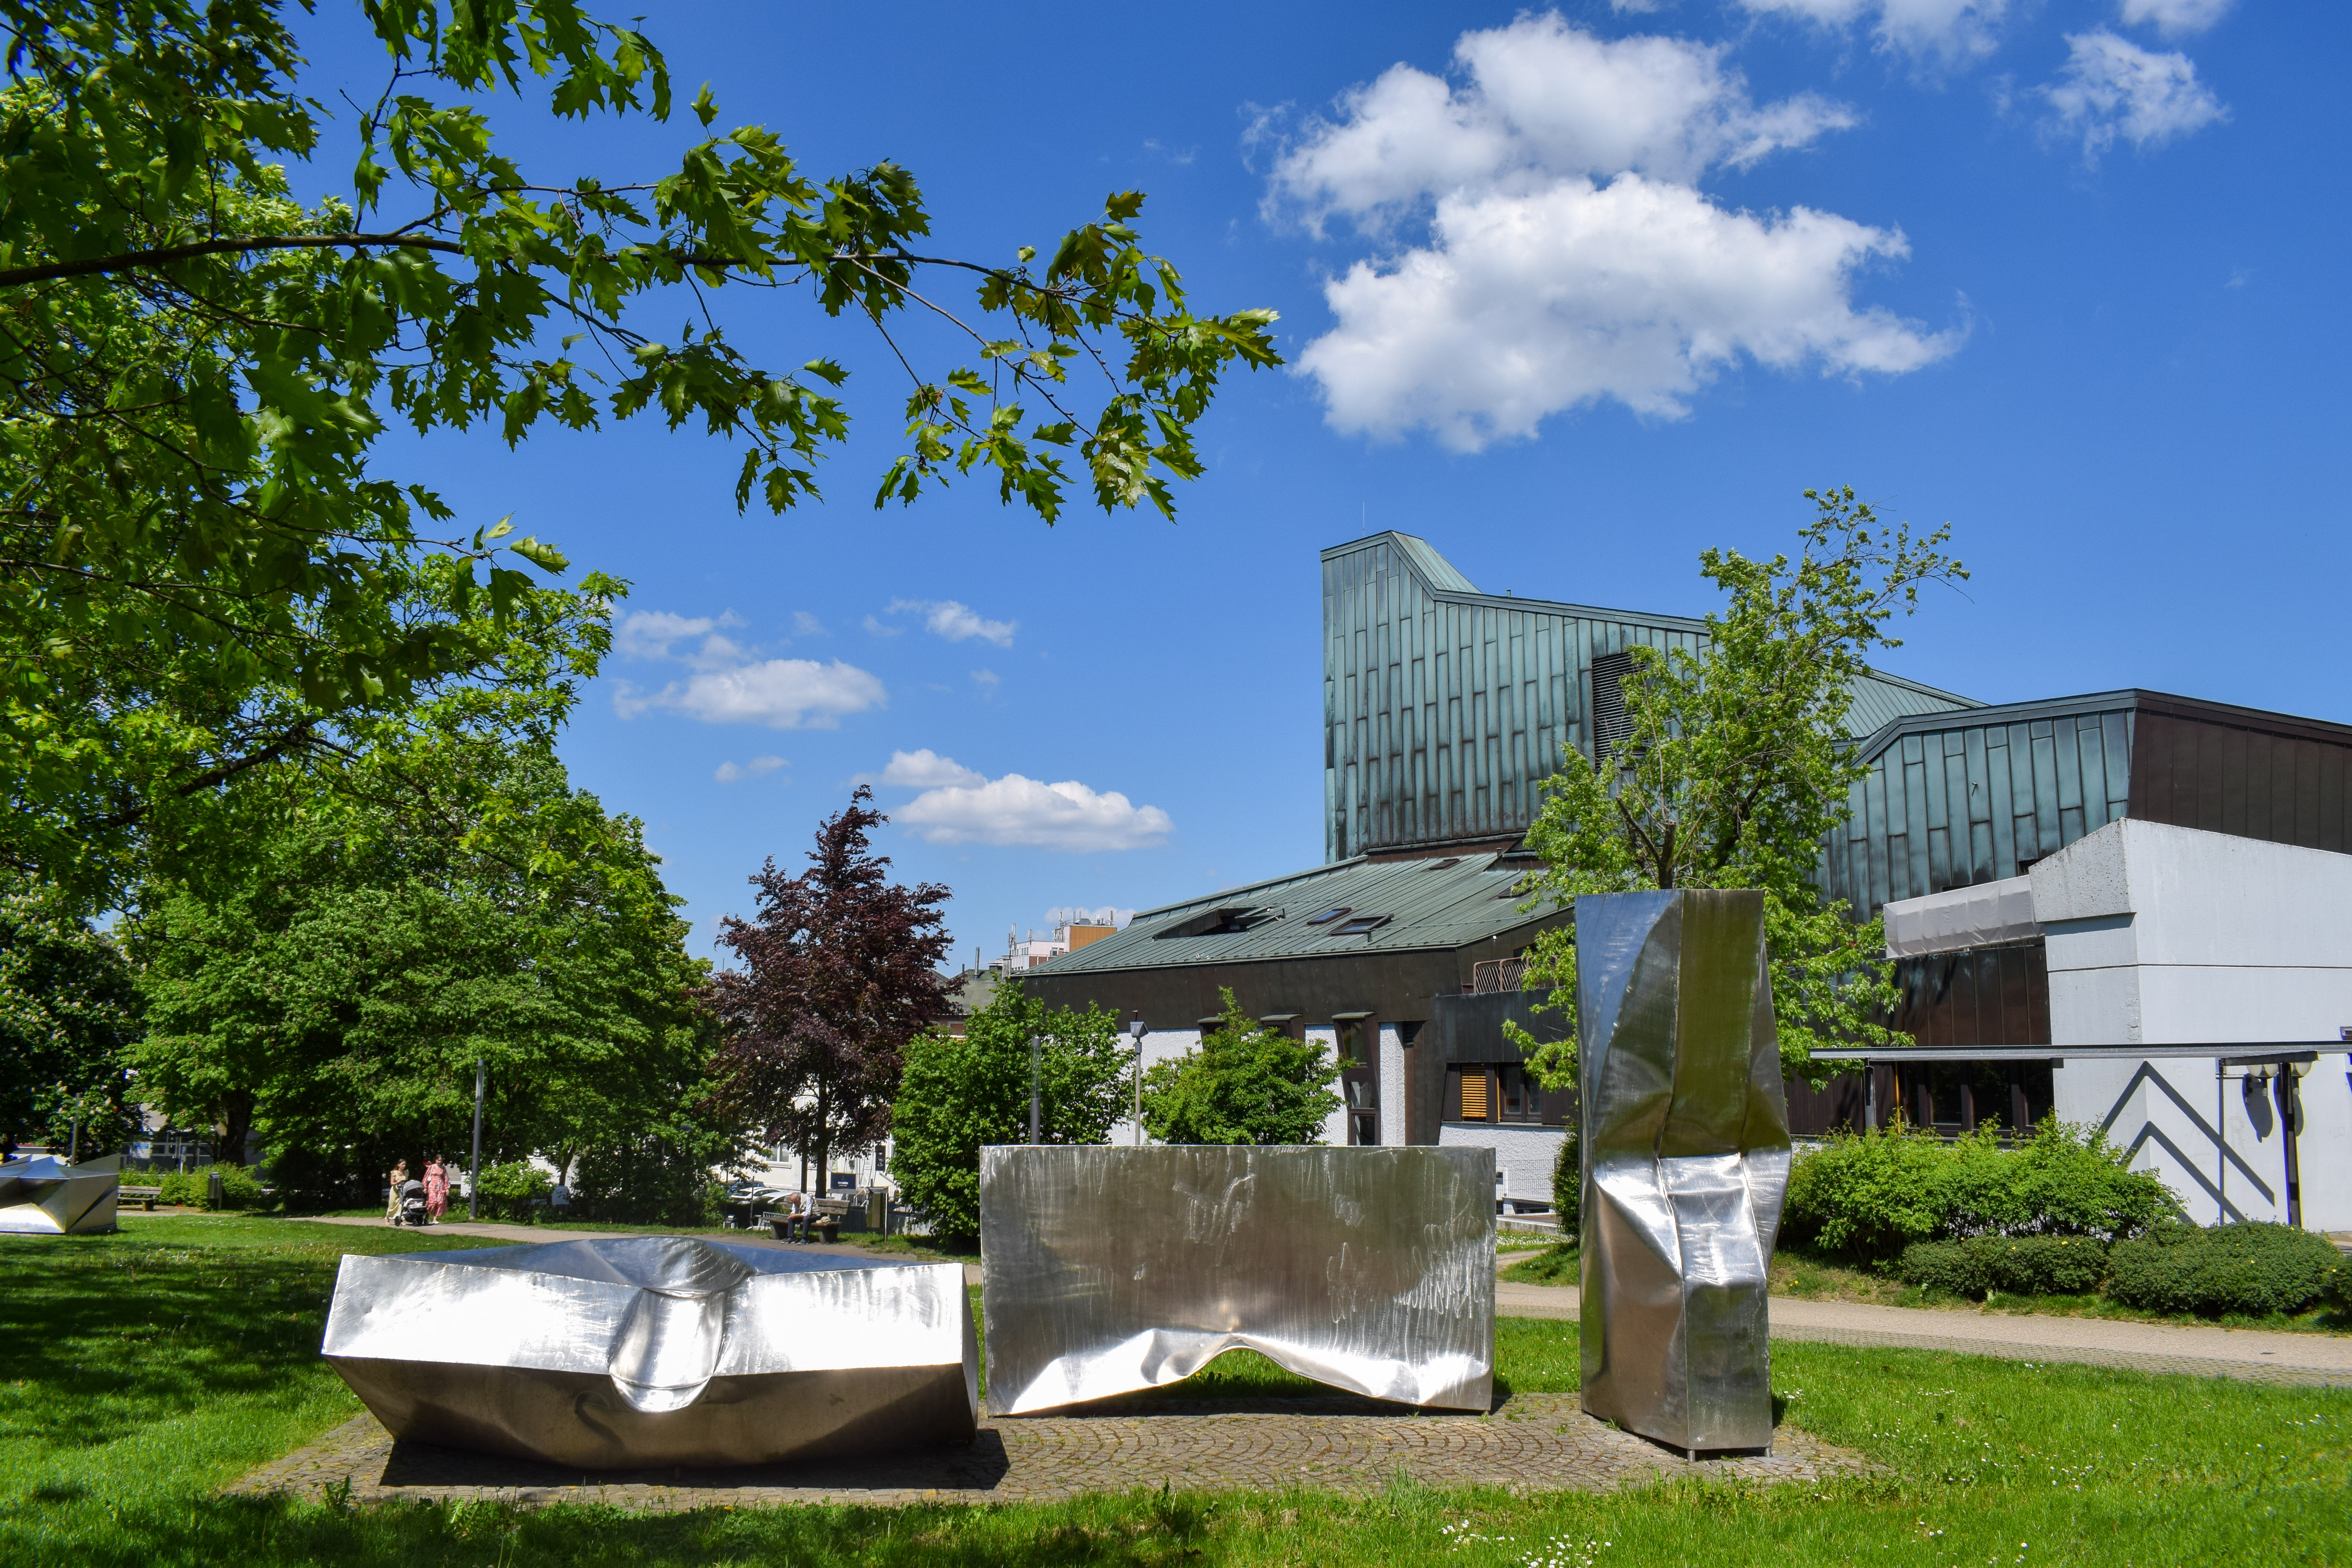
[1332, 914, 1390, 936]
[1305, 906, 1352, 925]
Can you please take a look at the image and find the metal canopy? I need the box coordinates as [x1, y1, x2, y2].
[1811, 1044, 2340, 1064]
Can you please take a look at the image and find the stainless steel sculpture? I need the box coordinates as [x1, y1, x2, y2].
[1576, 889, 1790, 1454]
[980, 1145, 1493, 1416]
[321, 1235, 976, 1467]
[0, 1152, 120, 1234]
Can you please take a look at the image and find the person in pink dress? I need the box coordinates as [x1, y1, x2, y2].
[422, 1156, 449, 1222]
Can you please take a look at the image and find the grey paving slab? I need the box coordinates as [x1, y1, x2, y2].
[230, 1396, 1873, 1511]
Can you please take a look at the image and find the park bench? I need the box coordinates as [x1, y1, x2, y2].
[120, 1184, 162, 1211]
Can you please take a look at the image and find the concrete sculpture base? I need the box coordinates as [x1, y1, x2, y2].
[1576, 889, 1791, 1454]
[321, 1236, 976, 1468]
[0, 1153, 120, 1234]
[980, 1144, 1494, 1416]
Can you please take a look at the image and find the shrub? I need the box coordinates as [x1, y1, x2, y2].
[1782, 1120, 1954, 1259]
[1550, 1125, 1581, 1238]
[1785, 1114, 2180, 1263]
[156, 1164, 266, 1210]
[573, 1137, 724, 1227]
[2106, 1222, 2346, 1318]
[1898, 1235, 2109, 1298]
[473, 1160, 552, 1223]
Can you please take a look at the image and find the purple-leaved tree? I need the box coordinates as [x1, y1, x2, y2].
[707, 788, 951, 1193]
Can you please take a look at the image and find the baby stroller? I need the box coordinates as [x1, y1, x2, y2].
[396, 1178, 430, 1226]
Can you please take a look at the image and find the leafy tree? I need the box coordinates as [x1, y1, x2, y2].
[708, 788, 951, 1192]
[1512, 488, 1967, 1086]
[0, 0, 1281, 910]
[1139, 989, 1341, 1146]
[125, 721, 722, 1203]
[0, 883, 143, 1154]
[890, 977, 1134, 1242]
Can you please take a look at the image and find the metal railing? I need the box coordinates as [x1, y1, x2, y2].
[1471, 957, 1527, 995]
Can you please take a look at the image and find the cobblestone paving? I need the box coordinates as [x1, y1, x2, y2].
[229, 1396, 1873, 1511]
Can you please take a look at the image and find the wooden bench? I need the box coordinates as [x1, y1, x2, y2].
[120, 1184, 162, 1211]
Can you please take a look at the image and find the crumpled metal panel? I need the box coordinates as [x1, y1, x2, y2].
[321, 1235, 976, 1467]
[980, 1145, 1493, 1416]
[0, 1153, 119, 1234]
[1576, 890, 1790, 1454]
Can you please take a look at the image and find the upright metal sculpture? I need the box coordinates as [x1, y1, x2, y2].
[322, 1235, 976, 1467]
[980, 1145, 1493, 1416]
[1577, 889, 1790, 1454]
[0, 1152, 120, 1234]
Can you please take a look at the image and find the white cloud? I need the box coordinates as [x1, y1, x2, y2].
[2043, 31, 2227, 162]
[862, 614, 902, 637]
[1271, 14, 1954, 447]
[1735, 0, 2010, 65]
[971, 668, 1000, 692]
[616, 610, 743, 662]
[888, 598, 1018, 647]
[2119, 0, 2232, 38]
[616, 659, 885, 730]
[898, 773, 1173, 852]
[792, 611, 826, 637]
[715, 755, 786, 784]
[873, 748, 986, 788]
[1267, 15, 1855, 227]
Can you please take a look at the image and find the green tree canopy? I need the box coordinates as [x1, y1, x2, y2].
[1139, 989, 1341, 1146]
[1513, 487, 1968, 1086]
[0, 882, 143, 1154]
[889, 977, 1133, 1243]
[0, 0, 1280, 909]
[125, 709, 726, 1205]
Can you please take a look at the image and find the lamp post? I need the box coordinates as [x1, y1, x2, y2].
[1129, 1018, 1149, 1145]
[467, 1057, 485, 1221]
[1028, 1034, 1042, 1145]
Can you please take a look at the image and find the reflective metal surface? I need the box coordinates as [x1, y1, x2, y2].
[0, 1153, 119, 1234]
[980, 1145, 1492, 1416]
[1576, 890, 1790, 1454]
[321, 1235, 976, 1468]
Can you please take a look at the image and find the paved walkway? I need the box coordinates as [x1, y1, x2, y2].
[231, 1395, 1872, 1510]
[1490, 1256, 2352, 1388]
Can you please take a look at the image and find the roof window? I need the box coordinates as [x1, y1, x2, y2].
[1427, 857, 1461, 870]
[1305, 906, 1352, 925]
[1331, 914, 1391, 936]
[1158, 905, 1278, 939]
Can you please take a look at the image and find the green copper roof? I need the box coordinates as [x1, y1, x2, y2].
[1033, 852, 1555, 975]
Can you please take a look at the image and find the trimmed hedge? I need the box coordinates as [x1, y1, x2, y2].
[2106, 1221, 2348, 1318]
[1898, 1235, 2109, 1298]
[156, 1164, 267, 1210]
[1784, 1116, 2177, 1263]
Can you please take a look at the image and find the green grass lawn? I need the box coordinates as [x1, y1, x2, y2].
[3, 1217, 2345, 1566]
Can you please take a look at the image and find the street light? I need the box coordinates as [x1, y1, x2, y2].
[1129, 1018, 1149, 1145]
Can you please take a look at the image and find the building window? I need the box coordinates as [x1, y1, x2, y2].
[1454, 1067, 1490, 1121]
[1335, 1018, 1369, 1064]
[1306, 906, 1352, 926]
[1590, 649, 1636, 765]
[1332, 914, 1391, 936]
[1497, 1064, 1543, 1124]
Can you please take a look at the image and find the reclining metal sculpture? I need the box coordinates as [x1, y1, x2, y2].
[1577, 889, 1790, 1454]
[0, 1152, 120, 1234]
[980, 1144, 1494, 1415]
[321, 1235, 975, 1467]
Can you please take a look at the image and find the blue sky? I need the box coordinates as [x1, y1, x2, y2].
[289, 0, 2346, 969]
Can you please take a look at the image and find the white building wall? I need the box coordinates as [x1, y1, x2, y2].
[2032, 819, 2352, 1231]
[1378, 1024, 1409, 1147]
[1106, 1027, 1202, 1147]
[1303, 1026, 1350, 1146]
[1437, 1122, 1565, 1209]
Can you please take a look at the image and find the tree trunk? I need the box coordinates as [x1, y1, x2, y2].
[218, 1090, 256, 1168]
